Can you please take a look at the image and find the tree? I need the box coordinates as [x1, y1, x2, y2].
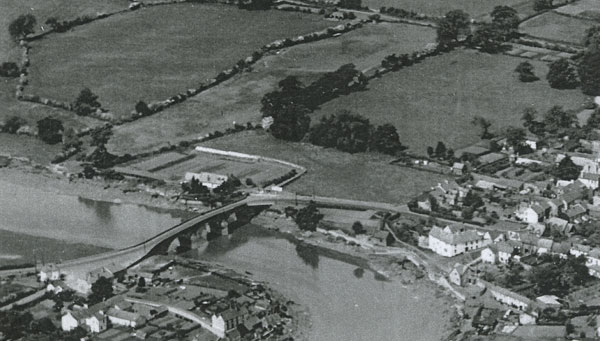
[543, 105, 575, 133]
[352, 221, 365, 234]
[552, 156, 581, 181]
[505, 126, 526, 148]
[338, 0, 362, 9]
[437, 10, 470, 48]
[62, 127, 81, 149]
[471, 116, 492, 138]
[138, 277, 146, 288]
[578, 51, 600, 96]
[8, 14, 37, 41]
[464, 190, 484, 208]
[533, 0, 553, 11]
[89, 276, 113, 304]
[45, 17, 59, 30]
[515, 61, 539, 82]
[583, 25, 600, 52]
[435, 141, 447, 157]
[427, 146, 434, 157]
[37, 116, 64, 144]
[521, 107, 537, 128]
[90, 126, 112, 147]
[490, 6, 519, 32]
[294, 201, 323, 232]
[0, 62, 20, 77]
[135, 100, 152, 116]
[547, 58, 579, 89]
[270, 103, 311, 142]
[73, 88, 101, 116]
[278, 75, 303, 93]
[470, 23, 504, 53]
[369, 123, 404, 155]
[2, 116, 27, 133]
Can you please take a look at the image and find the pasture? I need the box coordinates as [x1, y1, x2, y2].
[0, 0, 127, 61]
[314, 49, 585, 155]
[108, 22, 435, 155]
[555, 0, 600, 20]
[364, 0, 533, 18]
[520, 11, 595, 45]
[199, 130, 451, 203]
[26, 4, 332, 117]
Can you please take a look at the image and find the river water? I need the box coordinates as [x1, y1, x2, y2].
[0, 181, 185, 264]
[192, 226, 451, 341]
[1, 181, 450, 340]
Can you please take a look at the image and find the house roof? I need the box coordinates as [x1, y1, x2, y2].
[511, 325, 566, 338]
[551, 242, 570, 255]
[472, 174, 523, 190]
[496, 241, 515, 254]
[581, 172, 600, 181]
[452, 162, 465, 169]
[106, 308, 142, 322]
[429, 226, 482, 245]
[483, 280, 533, 305]
[565, 204, 587, 217]
[537, 238, 553, 249]
[477, 152, 507, 165]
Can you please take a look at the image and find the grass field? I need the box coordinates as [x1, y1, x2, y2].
[555, 0, 600, 20]
[314, 49, 585, 155]
[364, 0, 533, 18]
[108, 23, 435, 155]
[0, 0, 127, 61]
[199, 130, 451, 204]
[26, 4, 332, 117]
[520, 11, 595, 45]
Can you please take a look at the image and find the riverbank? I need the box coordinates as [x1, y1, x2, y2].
[0, 159, 192, 212]
[249, 212, 463, 340]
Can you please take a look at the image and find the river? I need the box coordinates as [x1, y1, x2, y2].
[191, 225, 452, 341]
[0, 180, 186, 265]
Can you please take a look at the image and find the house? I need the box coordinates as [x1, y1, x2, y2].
[570, 244, 591, 257]
[85, 313, 107, 333]
[546, 217, 571, 235]
[106, 308, 146, 328]
[62, 310, 90, 331]
[452, 162, 465, 175]
[429, 180, 468, 207]
[536, 295, 561, 309]
[494, 242, 513, 264]
[428, 224, 488, 257]
[536, 238, 553, 255]
[481, 280, 533, 311]
[524, 135, 539, 150]
[371, 230, 392, 246]
[449, 263, 475, 286]
[212, 309, 246, 336]
[183, 172, 228, 189]
[481, 246, 496, 264]
[87, 265, 118, 284]
[39, 264, 61, 282]
[579, 172, 600, 189]
[515, 201, 550, 224]
[563, 204, 587, 223]
[472, 174, 523, 192]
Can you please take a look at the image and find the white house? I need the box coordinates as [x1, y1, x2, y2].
[481, 247, 496, 264]
[39, 264, 61, 282]
[61, 311, 88, 331]
[496, 242, 515, 265]
[85, 313, 107, 333]
[184, 172, 228, 189]
[579, 172, 600, 189]
[428, 224, 488, 257]
[481, 280, 533, 311]
[449, 263, 473, 286]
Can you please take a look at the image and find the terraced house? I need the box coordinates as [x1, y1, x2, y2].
[428, 224, 490, 257]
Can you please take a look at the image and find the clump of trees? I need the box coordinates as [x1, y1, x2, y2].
[436, 9, 470, 49]
[2, 116, 27, 134]
[471, 116, 493, 139]
[427, 141, 454, 161]
[37, 116, 64, 144]
[529, 254, 591, 296]
[89, 276, 114, 305]
[73, 88, 101, 116]
[547, 58, 579, 89]
[238, 0, 274, 10]
[338, 0, 362, 10]
[294, 201, 323, 232]
[135, 100, 152, 116]
[0, 62, 20, 77]
[469, 6, 519, 53]
[309, 111, 405, 155]
[8, 14, 36, 41]
[533, 0, 553, 12]
[515, 61, 539, 82]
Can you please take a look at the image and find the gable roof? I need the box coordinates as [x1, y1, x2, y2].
[429, 226, 482, 245]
